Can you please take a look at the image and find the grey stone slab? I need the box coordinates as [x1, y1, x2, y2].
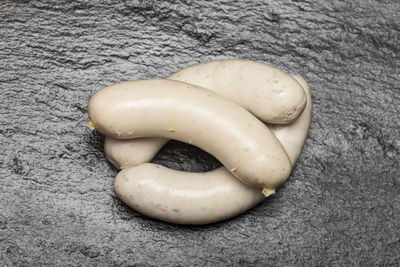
[0, 0, 399, 266]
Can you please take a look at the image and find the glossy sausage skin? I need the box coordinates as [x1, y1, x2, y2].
[89, 79, 291, 190]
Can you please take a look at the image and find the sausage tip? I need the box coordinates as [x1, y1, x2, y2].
[87, 120, 96, 131]
[262, 188, 276, 198]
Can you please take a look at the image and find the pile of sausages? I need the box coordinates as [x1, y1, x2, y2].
[88, 59, 312, 224]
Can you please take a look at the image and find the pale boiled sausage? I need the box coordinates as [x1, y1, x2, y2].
[114, 163, 264, 225]
[104, 60, 307, 169]
[88, 79, 291, 190]
[169, 59, 306, 124]
[111, 75, 312, 224]
[105, 75, 310, 168]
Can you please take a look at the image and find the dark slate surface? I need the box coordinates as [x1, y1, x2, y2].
[1, 0, 399, 266]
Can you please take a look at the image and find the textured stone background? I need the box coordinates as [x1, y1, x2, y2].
[1, 0, 399, 266]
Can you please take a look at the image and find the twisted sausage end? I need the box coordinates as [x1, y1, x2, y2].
[262, 188, 276, 198]
[87, 120, 96, 131]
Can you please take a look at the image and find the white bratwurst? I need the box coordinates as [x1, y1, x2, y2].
[105, 75, 310, 168]
[111, 75, 312, 224]
[267, 75, 312, 165]
[88, 79, 291, 190]
[170, 59, 306, 124]
[105, 59, 307, 169]
[115, 163, 265, 225]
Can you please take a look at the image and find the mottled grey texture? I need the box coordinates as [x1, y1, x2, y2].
[1, 0, 399, 266]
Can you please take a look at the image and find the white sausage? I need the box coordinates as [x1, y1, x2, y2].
[169, 59, 306, 124]
[268, 75, 312, 166]
[114, 163, 265, 225]
[88, 79, 291, 190]
[112, 75, 312, 224]
[104, 59, 307, 169]
[105, 75, 311, 169]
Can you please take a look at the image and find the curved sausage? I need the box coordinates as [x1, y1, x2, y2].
[267, 75, 312, 165]
[112, 75, 312, 224]
[114, 163, 265, 225]
[105, 75, 311, 169]
[104, 60, 307, 169]
[169, 59, 306, 124]
[88, 79, 291, 190]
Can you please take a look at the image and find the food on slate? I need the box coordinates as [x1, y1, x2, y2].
[87, 60, 311, 224]
[88, 79, 291, 190]
[109, 74, 311, 224]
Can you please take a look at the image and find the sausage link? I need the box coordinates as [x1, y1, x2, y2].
[110, 75, 312, 224]
[89, 79, 291, 190]
[105, 60, 306, 169]
[267, 75, 312, 165]
[169, 59, 306, 124]
[105, 75, 310, 168]
[114, 163, 265, 225]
